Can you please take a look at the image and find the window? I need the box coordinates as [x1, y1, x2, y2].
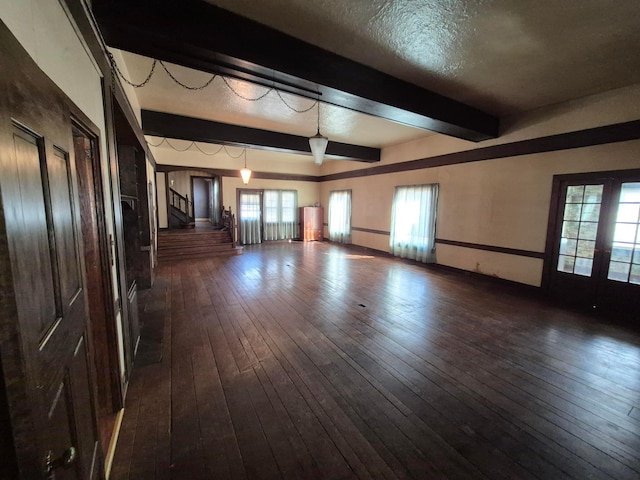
[328, 190, 352, 243]
[239, 191, 262, 245]
[390, 184, 439, 263]
[263, 190, 298, 240]
[607, 182, 640, 284]
[557, 184, 603, 276]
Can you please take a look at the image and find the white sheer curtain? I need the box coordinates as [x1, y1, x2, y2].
[390, 184, 439, 263]
[263, 190, 298, 240]
[329, 190, 352, 243]
[239, 191, 262, 245]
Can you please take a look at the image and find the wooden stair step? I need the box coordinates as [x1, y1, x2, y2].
[158, 246, 243, 261]
[157, 244, 236, 255]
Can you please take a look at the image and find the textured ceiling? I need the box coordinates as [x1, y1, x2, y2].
[206, 0, 640, 116]
[115, 0, 640, 163]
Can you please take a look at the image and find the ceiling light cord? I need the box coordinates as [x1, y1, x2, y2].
[147, 137, 247, 158]
[109, 54, 318, 113]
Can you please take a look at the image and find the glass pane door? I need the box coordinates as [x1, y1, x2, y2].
[239, 190, 262, 245]
[607, 182, 640, 285]
[547, 172, 640, 318]
[557, 184, 603, 277]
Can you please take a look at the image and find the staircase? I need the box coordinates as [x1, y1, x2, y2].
[169, 188, 195, 229]
[157, 228, 242, 262]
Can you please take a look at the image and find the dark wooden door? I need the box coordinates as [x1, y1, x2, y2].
[548, 172, 640, 319]
[0, 27, 101, 479]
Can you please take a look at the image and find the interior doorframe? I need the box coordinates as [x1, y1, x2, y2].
[190, 174, 217, 223]
[71, 115, 122, 405]
[542, 167, 640, 294]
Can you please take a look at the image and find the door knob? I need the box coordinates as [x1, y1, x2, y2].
[44, 447, 76, 479]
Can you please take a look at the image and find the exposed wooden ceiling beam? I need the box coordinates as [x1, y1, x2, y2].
[93, 0, 499, 142]
[142, 110, 381, 163]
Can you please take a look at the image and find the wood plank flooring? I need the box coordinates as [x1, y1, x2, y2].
[110, 241, 640, 480]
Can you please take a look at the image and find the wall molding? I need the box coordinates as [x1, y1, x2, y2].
[321, 119, 640, 182]
[352, 226, 391, 236]
[435, 238, 545, 259]
[156, 163, 320, 183]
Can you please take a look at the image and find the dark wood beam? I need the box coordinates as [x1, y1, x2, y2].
[142, 110, 380, 163]
[92, 0, 499, 141]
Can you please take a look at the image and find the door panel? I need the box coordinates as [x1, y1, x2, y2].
[9, 126, 58, 342]
[598, 181, 640, 315]
[47, 146, 83, 307]
[0, 24, 101, 478]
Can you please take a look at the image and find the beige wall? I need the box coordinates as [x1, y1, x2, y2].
[222, 177, 319, 214]
[322, 140, 640, 286]
[319, 83, 640, 286]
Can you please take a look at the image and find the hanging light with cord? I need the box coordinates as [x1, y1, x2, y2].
[240, 149, 252, 184]
[308, 101, 328, 165]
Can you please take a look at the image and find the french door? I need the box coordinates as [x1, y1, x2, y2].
[547, 170, 640, 318]
[238, 190, 263, 245]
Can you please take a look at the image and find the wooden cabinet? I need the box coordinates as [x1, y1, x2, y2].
[300, 206, 323, 241]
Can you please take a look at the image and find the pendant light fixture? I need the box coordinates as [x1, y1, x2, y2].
[240, 149, 252, 184]
[309, 101, 328, 166]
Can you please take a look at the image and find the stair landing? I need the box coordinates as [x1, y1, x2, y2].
[157, 225, 242, 262]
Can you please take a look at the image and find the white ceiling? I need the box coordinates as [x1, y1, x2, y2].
[117, 0, 640, 162]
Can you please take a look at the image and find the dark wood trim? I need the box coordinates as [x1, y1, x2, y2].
[351, 226, 391, 236]
[426, 263, 543, 297]
[156, 164, 320, 183]
[435, 238, 545, 259]
[142, 110, 380, 163]
[69, 113, 122, 413]
[63, 0, 156, 167]
[92, 0, 498, 141]
[541, 176, 565, 290]
[321, 119, 640, 182]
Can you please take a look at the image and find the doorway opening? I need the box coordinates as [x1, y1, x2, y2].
[165, 171, 221, 229]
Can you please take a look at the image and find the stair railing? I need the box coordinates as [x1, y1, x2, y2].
[169, 188, 194, 223]
[221, 206, 237, 247]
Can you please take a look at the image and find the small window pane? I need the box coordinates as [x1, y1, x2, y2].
[630, 264, 640, 285]
[584, 185, 603, 203]
[559, 238, 577, 256]
[633, 247, 640, 265]
[608, 261, 630, 282]
[562, 221, 580, 239]
[566, 186, 584, 203]
[563, 203, 582, 221]
[581, 203, 601, 222]
[557, 255, 575, 273]
[576, 240, 596, 259]
[613, 223, 638, 243]
[574, 257, 593, 277]
[578, 222, 598, 240]
[617, 203, 640, 223]
[611, 243, 633, 263]
[619, 182, 640, 203]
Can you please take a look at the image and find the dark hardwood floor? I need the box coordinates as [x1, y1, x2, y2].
[110, 242, 640, 480]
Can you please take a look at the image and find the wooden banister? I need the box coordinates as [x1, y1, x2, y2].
[221, 205, 236, 247]
[170, 188, 194, 220]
